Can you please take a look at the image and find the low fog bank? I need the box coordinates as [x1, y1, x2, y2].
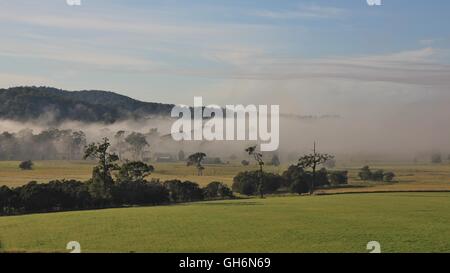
[1, 105, 449, 163]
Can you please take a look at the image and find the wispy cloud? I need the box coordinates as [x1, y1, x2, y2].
[253, 5, 346, 20]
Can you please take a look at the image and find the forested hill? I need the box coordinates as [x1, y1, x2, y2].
[0, 86, 175, 124]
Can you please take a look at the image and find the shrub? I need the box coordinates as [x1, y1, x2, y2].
[328, 171, 348, 185]
[113, 180, 169, 205]
[203, 182, 233, 199]
[371, 170, 385, 181]
[383, 172, 396, 182]
[19, 160, 33, 170]
[358, 166, 372, 181]
[241, 160, 250, 166]
[232, 171, 283, 196]
[282, 165, 311, 194]
[163, 180, 204, 202]
[358, 166, 395, 182]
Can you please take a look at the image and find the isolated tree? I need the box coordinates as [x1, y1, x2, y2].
[19, 160, 33, 170]
[187, 152, 207, 176]
[84, 138, 119, 201]
[246, 145, 265, 198]
[125, 132, 149, 160]
[297, 142, 334, 194]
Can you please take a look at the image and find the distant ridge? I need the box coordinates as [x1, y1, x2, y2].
[0, 86, 175, 124]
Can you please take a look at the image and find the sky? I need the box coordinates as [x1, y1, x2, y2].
[0, 0, 450, 118]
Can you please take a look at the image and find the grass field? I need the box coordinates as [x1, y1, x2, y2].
[1, 160, 450, 193]
[0, 192, 449, 253]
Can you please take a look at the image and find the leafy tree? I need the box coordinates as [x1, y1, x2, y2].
[125, 132, 149, 160]
[297, 142, 334, 194]
[328, 171, 348, 185]
[245, 145, 265, 198]
[84, 138, 119, 203]
[187, 152, 207, 176]
[19, 160, 33, 170]
[112, 180, 168, 205]
[232, 171, 283, 196]
[163, 180, 204, 202]
[203, 182, 233, 199]
[116, 161, 154, 182]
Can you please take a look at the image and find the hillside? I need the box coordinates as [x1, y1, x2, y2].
[0, 86, 175, 124]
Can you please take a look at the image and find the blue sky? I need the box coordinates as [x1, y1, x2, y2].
[0, 0, 450, 116]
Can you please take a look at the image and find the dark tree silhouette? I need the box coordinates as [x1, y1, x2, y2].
[297, 142, 334, 194]
[187, 152, 207, 176]
[116, 161, 154, 182]
[84, 138, 119, 201]
[19, 160, 33, 170]
[246, 145, 265, 198]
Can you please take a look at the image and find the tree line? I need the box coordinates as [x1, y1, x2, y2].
[0, 138, 233, 216]
[0, 128, 157, 161]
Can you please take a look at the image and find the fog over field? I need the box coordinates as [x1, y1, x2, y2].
[1, 89, 449, 161]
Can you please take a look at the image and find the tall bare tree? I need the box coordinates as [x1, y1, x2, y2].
[297, 142, 334, 194]
[246, 145, 265, 198]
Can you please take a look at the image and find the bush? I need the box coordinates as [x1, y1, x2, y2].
[358, 166, 395, 182]
[358, 166, 372, 181]
[203, 182, 233, 199]
[232, 171, 283, 196]
[241, 160, 250, 166]
[371, 170, 384, 181]
[164, 180, 204, 202]
[282, 165, 310, 194]
[383, 172, 395, 182]
[19, 160, 33, 170]
[113, 180, 169, 205]
[328, 171, 348, 185]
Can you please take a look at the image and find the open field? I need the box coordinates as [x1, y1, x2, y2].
[0, 192, 449, 253]
[1, 160, 450, 193]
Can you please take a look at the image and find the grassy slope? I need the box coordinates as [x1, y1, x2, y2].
[1, 193, 449, 253]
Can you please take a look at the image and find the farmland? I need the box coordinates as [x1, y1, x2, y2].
[0, 192, 449, 253]
[1, 160, 450, 193]
[1, 160, 450, 253]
